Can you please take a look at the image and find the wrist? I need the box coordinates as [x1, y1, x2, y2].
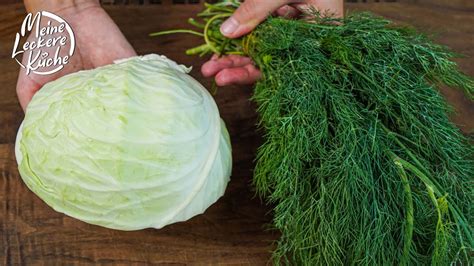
[24, 0, 100, 14]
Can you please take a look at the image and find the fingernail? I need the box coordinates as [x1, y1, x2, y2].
[220, 17, 239, 36]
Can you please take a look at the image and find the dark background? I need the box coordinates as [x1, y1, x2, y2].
[0, 0, 473, 265]
[0, 0, 473, 8]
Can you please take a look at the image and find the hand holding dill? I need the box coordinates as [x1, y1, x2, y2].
[152, 1, 473, 264]
[201, 0, 344, 86]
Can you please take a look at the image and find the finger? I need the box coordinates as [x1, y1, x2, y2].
[315, 0, 344, 18]
[293, 0, 344, 18]
[276, 5, 300, 18]
[16, 72, 42, 111]
[201, 55, 253, 77]
[215, 64, 262, 86]
[220, 0, 291, 38]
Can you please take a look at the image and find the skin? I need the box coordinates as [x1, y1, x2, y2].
[17, 0, 136, 110]
[201, 0, 344, 86]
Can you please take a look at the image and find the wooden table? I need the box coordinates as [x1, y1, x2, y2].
[1, 2, 472, 265]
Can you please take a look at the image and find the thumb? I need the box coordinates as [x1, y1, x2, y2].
[220, 0, 289, 38]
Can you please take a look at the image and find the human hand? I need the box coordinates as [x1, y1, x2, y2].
[201, 0, 343, 86]
[17, 0, 136, 110]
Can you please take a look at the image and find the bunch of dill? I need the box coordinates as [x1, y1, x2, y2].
[152, 3, 474, 265]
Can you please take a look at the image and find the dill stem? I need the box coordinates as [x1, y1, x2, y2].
[384, 123, 473, 252]
[185, 43, 210, 55]
[188, 18, 205, 28]
[394, 159, 414, 266]
[149, 29, 204, 37]
[203, 13, 232, 54]
[393, 157, 473, 247]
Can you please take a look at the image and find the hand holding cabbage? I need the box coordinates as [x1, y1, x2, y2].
[17, 0, 136, 110]
[16, 54, 232, 230]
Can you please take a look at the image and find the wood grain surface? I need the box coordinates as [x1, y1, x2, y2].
[1, 2, 473, 265]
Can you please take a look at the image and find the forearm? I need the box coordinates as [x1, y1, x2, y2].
[23, 0, 99, 14]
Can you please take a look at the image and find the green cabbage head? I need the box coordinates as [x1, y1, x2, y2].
[15, 54, 232, 230]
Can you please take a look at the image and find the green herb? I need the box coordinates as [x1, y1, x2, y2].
[152, 2, 474, 265]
